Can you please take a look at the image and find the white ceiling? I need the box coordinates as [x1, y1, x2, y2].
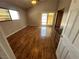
[0, 0, 58, 10]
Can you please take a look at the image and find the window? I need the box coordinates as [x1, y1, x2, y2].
[47, 13, 54, 25]
[0, 8, 11, 21]
[41, 13, 48, 25]
[9, 10, 20, 20]
[0, 8, 20, 21]
[41, 13, 55, 25]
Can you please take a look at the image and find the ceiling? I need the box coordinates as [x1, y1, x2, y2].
[0, 0, 33, 10]
[0, 0, 58, 10]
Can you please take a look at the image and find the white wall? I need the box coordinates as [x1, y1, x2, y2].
[58, 0, 66, 10]
[27, 0, 58, 26]
[0, 2, 28, 37]
[0, 26, 16, 59]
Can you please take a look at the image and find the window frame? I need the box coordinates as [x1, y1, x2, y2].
[0, 7, 20, 22]
[0, 7, 12, 22]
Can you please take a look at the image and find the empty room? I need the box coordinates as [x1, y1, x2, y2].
[0, 0, 79, 59]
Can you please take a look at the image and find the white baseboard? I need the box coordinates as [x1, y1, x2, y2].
[6, 25, 27, 38]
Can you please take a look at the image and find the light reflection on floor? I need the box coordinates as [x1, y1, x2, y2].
[41, 27, 47, 37]
[40, 26, 52, 38]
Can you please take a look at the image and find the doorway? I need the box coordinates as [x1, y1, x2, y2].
[54, 9, 64, 48]
[55, 9, 64, 34]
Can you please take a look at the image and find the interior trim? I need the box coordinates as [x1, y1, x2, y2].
[6, 25, 27, 38]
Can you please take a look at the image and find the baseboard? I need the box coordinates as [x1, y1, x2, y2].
[28, 25, 53, 27]
[6, 25, 27, 38]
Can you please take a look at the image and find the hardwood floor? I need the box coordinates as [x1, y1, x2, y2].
[7, 26, 57, 59]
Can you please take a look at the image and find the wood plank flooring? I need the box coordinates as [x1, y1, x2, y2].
[7, 26, 57, 59]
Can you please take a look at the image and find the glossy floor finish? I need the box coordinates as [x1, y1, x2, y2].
[7, 26, 57, 59]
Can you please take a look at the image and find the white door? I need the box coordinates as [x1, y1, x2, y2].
[0, 26, 16, 59]
[62, 0, 79, 43]
[56, 0, 79, 59]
